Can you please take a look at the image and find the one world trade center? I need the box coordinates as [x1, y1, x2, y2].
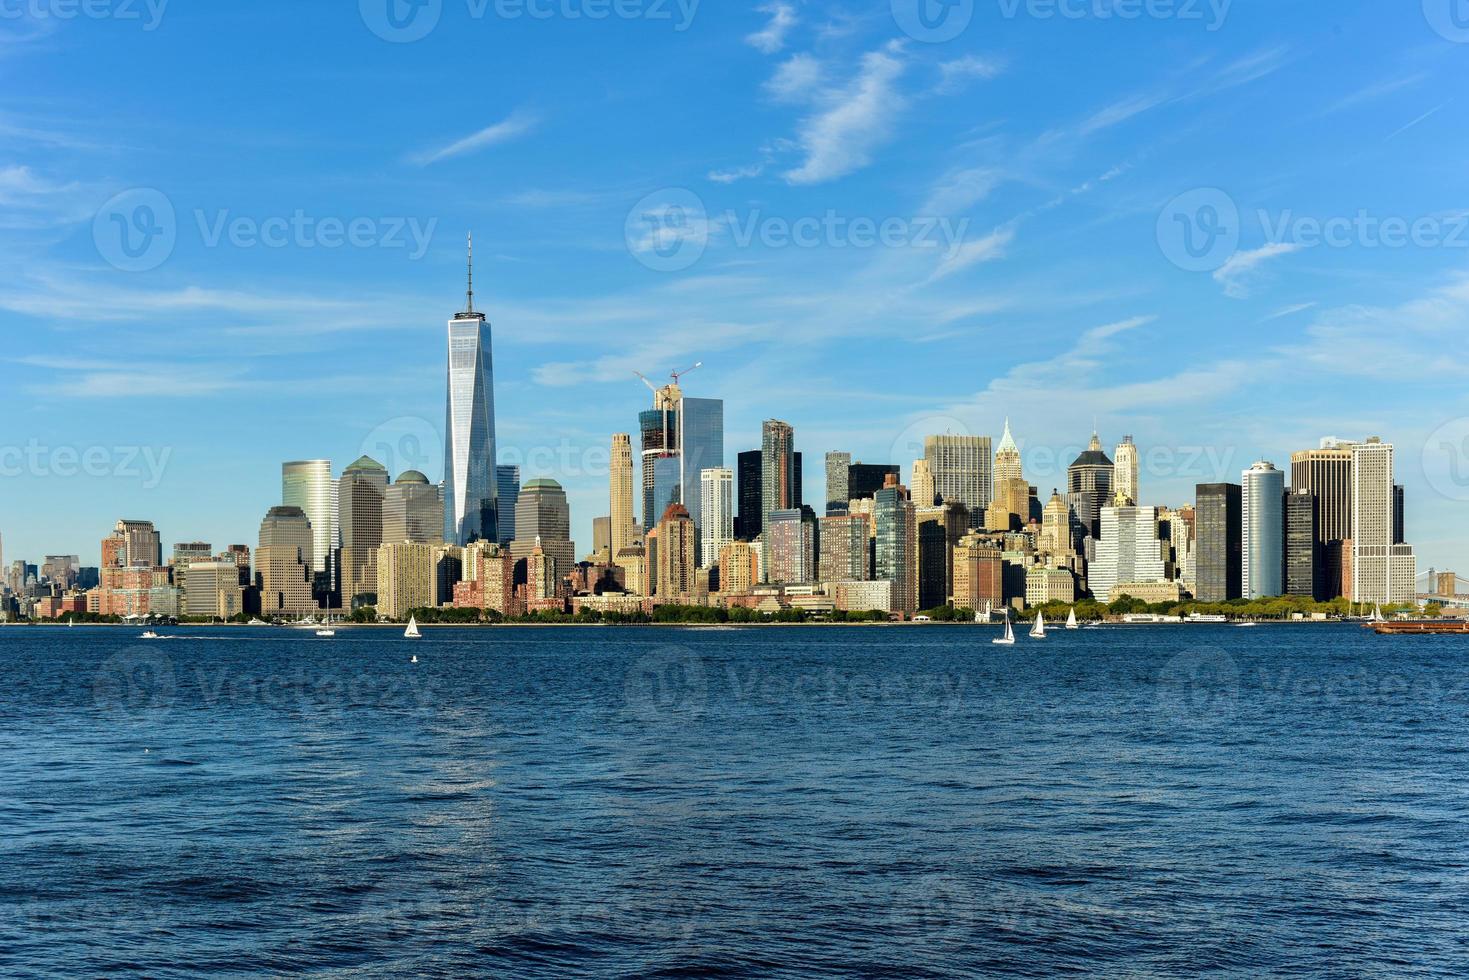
[444, 234, 498, 546]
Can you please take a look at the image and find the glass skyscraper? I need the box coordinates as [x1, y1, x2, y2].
[1242, 461, 1285, 599]
[282, 459, 336, 599]
[637, 384, 724, 565]
[496, 465, 520, 546]
[679, 396, 724, 565]
[444, 236, 498, 547]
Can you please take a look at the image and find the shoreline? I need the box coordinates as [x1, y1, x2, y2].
[2, 618, 1387, 630]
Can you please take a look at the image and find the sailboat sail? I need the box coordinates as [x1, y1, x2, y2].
[404, 616, 422, 639]
[992, 610, 1015, 645]
[1065, 608, 1078, 629]
[1030, 612, 1046, 639]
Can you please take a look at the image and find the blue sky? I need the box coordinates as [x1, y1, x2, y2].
[2, 0, 1468, 576]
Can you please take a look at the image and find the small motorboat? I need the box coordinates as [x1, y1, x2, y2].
[140, 631, 160, 640]
[411, 654, 419, 664]
[315, 628, 336, 637]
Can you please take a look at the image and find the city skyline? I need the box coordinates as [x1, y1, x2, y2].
[2, 6, 1468, 573]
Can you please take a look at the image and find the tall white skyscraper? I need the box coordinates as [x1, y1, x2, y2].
[699, 467, 734, 570]
[1088, 502, 1168, 603]
[1350, 438, 1416, 604]
[1114, 436, 1139, 505]
[444, 234, 498, 547]
[1242, 461, 1284, 599]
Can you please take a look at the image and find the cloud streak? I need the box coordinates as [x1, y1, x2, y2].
[412, 110, 539, 166]
[783, 43, 907, 185]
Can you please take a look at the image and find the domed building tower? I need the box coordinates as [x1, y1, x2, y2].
[384, 470, 445, 545]
[1066, 432, 1114, 545]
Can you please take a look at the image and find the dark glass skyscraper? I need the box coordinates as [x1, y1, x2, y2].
[496, 465, 520, 546]
[737, 450, 762, 540]
[847, 463, 901, 501]
[1196, 482, 1242, 602]
[1066, 433, 1114, 543]
[680, 396, 724, 565]
[1285, 488, 1321, 599]
[444, 235, 498, 546]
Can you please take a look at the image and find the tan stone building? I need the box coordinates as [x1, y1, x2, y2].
[376, 542, 437, 620]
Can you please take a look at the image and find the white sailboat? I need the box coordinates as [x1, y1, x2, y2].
[992, 609, 1016, 646]
[1065, 607, 1078, 630]
[1372, 604, 1385, 623]
[404, 616, 422, 639]
[1030, 611, 1047, 639]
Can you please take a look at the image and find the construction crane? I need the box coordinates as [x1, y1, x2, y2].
[633, 361, 702, 393]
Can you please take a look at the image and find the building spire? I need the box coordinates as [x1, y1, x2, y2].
[466, 232, 475, 314]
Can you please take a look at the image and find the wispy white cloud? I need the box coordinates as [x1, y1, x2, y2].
[499, 187, 606, 208]
[1326, 72, 1426, 114]
[765, 53, 825, 103]
[707, 162, 765, 184]
[783, 43, 908, 185]
[1385, 101, 1450, 142]
[412, 110, 538, 166]
[927, 226, 1013, 283]
[1213, 242, 1304, 298]
[936, 55, 1004, 94]
[1261, 301, 1317, 322]
[1077, 92, 1172, 137]
[746, 2, 797, 54]
[922, 167, 1002, 215]
[1279, 271, 1469, 379]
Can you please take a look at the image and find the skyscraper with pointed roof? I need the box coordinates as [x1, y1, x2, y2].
[444, 233, 499, 547]
[994, 419, 1021, 486]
